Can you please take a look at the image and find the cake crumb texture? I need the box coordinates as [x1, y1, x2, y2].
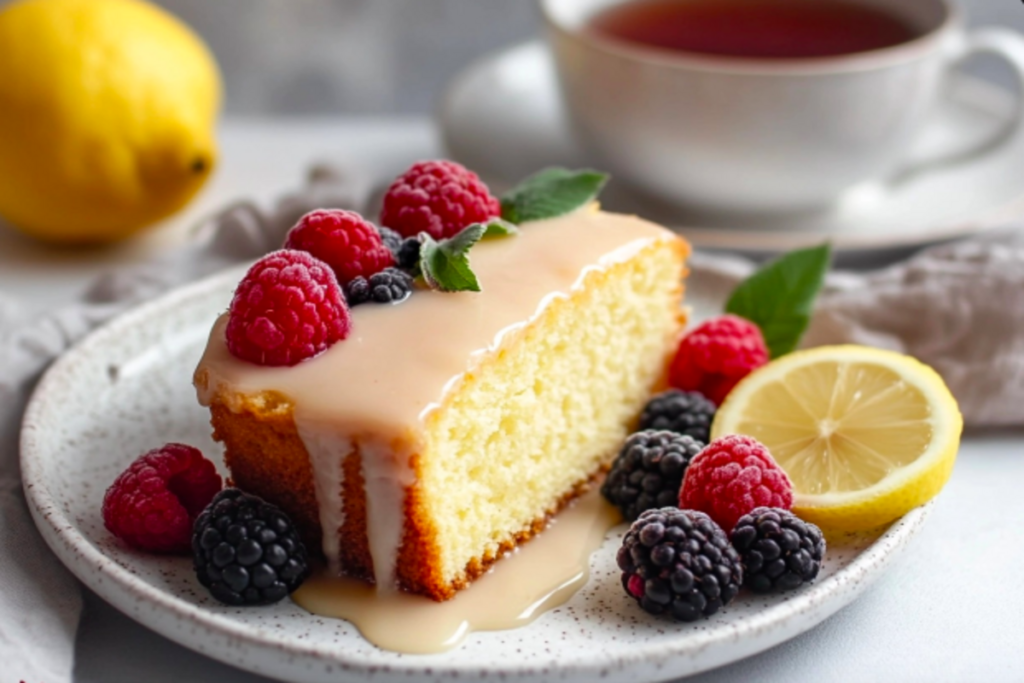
[419, 236, 687, 592]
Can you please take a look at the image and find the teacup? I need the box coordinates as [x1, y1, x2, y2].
[540, 0, 1024, 214]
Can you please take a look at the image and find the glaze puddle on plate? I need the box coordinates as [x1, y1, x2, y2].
[293, 490, 619, 654]
[20, 266, 931, 683]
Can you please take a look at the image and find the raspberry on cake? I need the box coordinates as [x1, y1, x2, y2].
[195, 204, 688, 601]
[225, 250, 351, 367]
[380, 160, 501, 240]
[284, 209, 395, 285]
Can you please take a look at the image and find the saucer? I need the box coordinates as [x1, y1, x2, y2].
[440, 42, 1024, 258]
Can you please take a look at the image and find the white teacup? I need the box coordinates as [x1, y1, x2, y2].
[540, 0, 1024, 214]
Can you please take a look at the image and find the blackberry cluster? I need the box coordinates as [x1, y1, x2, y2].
[192, 489, 309, 606]
[345, 267, 414, 306]
[601, 430, 703, 522]
[638, 390, 716, 444]
[377, 225, 404, 256]
[396, 236, 422, 271]
[617, 508, 743, 622]
[730, 507, 825, 593]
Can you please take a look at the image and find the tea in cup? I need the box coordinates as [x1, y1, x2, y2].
[541, 0, 1024, 213]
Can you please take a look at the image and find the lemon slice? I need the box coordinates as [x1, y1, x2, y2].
[711, 345, 962, 532]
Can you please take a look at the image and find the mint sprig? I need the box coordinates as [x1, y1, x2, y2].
[480, 217, 519, 238]
[500, 168, 609, 224]
[419, 223, 487, 292]
[725, 244, 832, 359]
[413, 167, 608, 292]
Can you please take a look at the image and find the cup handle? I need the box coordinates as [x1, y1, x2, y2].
[891, 27, 1024, 184]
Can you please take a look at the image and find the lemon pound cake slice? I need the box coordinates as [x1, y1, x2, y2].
[194, 207, 688, 601]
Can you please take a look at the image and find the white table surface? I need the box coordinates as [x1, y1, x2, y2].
[3, 120, 1022, 683]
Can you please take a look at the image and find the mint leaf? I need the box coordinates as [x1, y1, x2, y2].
[479, 218, 519, 238]
[419, 223, 486, 292]
[500, 168, 609, 224]
[725, 244, 832, 359]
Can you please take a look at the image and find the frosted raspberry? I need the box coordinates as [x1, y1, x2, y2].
[226, 250, 350, 367]
[380, 160, 501, 239]
[669, 315, 769, 405]
[102, 444, 222, 554]
[284, 209, 394, 285]
[679, 435, 793, 532]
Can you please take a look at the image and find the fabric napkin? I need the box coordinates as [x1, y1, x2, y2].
[1, 165, 1021, 682]
[688, 228, 1024, 426]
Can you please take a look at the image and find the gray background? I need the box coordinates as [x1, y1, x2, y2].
[2, 0, 1023, 115]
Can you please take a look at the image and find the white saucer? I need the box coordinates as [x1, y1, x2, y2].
[21, 266, 930, 683]
[441, 42, 1024, 257]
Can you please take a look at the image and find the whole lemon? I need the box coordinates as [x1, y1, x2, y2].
[0, 0, 221, 245]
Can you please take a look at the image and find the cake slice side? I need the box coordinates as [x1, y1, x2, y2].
[410, 234, 688, 598]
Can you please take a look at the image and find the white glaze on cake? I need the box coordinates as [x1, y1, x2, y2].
[293, 424, 348, 575]
[195, 209, 674, 587]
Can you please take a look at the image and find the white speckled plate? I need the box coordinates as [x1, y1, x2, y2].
[21, 266, 930, 683]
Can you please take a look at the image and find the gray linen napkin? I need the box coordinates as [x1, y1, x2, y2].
[1, 165, 1021, 681]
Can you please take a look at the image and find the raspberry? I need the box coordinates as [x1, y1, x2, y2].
[669, 315, 769, 405]
[679, 435, 794, 532]
[731, 507, 826, 593]
[284, 209, 394, 285]
[345, 267, 414, 306]
[616, 508, 743, 622]
[638, 390, 716, 444]
[601, 430, 703, 522]
[102, 444, 222, 554]
[225, 250, 351, 367]
[192, 489, 310, 605]
[380, 160, 501, 240]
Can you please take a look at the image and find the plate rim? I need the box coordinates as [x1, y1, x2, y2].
[20, 267, 932, 681]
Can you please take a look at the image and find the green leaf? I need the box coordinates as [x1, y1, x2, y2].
[418, 223, 486, 293]
[725, 243, 832, 359]
[479, 218, 519, 238]
[500, 168, 609, 224]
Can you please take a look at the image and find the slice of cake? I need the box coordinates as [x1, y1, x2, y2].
[194, 206, 688, 601]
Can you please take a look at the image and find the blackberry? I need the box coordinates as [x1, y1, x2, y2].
[396, 236, 422, 271]
[639, 390, 716, 444]
[377, 225, 403, 256]
[192, 488, 309, 606]
[617, 508, 742, 622]
[601, 430, 703, 522]
[730, 507, 825, 593]
[345, 267, 414, 306]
